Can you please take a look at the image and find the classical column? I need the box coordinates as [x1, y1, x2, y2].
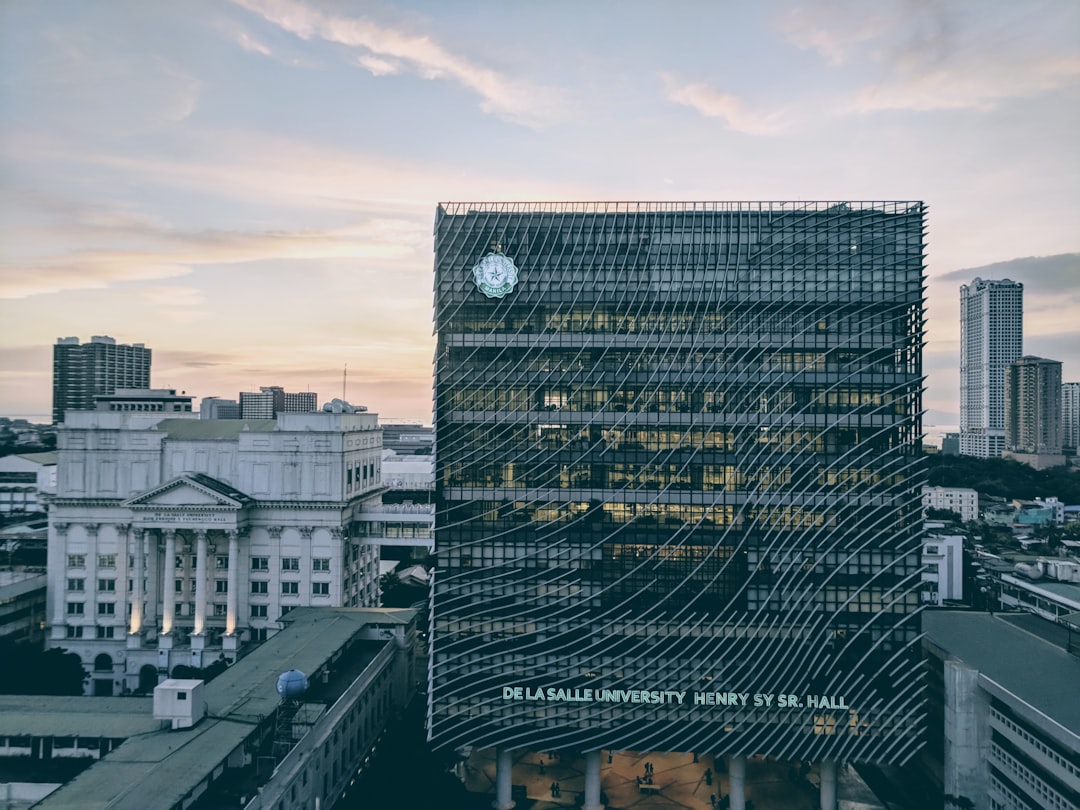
[820, 760, 837, 810]
[51, 523, 70, 631]
[144, 529, 158, 629]
[493, 746, 515, 810]
[116, 523, 130, 607]
[193, 530, 208, 636]
[729, 755, 746, 810]
[162, 530, 177, 634]
[129, 528, 145, 634]
[225, 530, 240, 635]
[583, 749, 604, 810]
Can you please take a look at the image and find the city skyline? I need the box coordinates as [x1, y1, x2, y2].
[2, 0, 1079, 424]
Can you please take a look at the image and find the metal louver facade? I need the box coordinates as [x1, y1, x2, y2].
[430, 201, 927, 764]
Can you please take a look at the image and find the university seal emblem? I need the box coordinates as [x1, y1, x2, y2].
[471, 252, 518, 299]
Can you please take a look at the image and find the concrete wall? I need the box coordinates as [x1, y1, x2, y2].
[943, 658, 990, 810]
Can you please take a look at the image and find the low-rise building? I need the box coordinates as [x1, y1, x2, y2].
[1034, 496, 1066, 524]
[0, 569, 48, 644]
[922, 533, 964, 605]
[0, 452, 57, 516]
[922, 486, 979, 523]
[3, 607, 416, 810]
[93, 389, 193, 414]
[922, 611, 1080, 810]
[1013, 499, 1056, 526]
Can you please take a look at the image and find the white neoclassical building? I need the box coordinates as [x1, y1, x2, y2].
[46, 408, 384, 695]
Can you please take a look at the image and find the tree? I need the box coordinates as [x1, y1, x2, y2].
[0, 640, 87, 695]
[926, 508, 963, 523]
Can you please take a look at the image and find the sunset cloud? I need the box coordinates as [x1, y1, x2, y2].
[777, 0, 1080, 113]
[662, 74, 787, 135]
[232, 0, 565, 127]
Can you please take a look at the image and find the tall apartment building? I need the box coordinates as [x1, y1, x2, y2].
[52, 336, 151, 424]
[430, 201, 927, 810]
[46, 408, 384, 694]
[959, 278, 1023, 458]
[238, 386, 318, 419]
[1003, 356, 1064, 469]
[1062, 381, 1080, 454]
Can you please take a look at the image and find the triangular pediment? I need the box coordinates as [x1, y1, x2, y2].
[124, 474, 252, 510]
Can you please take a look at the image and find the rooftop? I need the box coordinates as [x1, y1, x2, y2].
[154, 419, 276, 439]
[0, 696, 157, 738]
[34, 607, 413, 810]
[922, 610, 1080, 739]
[13, 451, 57, 465]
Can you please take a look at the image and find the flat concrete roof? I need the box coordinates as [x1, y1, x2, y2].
[923, 610, 1080, 741]
[0, 696, 157, 738]
[34, 607, 413, 810]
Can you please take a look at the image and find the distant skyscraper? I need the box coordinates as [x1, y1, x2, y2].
[238, 386, 318, 419]
[1003, 356, 1064, 469]
[1063, 382, 1080, 454]
[52, 336, 151, 424]
[959, 278, 1023, 458]
[199, 396, 241, 420]
[430, 201, 927, 809]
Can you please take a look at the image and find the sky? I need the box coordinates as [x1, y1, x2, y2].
[1, 0, 1078, 426]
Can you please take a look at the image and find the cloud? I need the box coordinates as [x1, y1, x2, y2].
[358, 55, 400, 77]
[936, 253, 1080, 287]
[776, 0, 1080, 113]
[231, 0, 564, 127]
[236, 30, 272, 56]
[0, 195, 423, 300]
[154, 350, 244, 370]
[661, 74, 786, 135]
[22, 29, 202, 133]
[140, 286, 206, 307]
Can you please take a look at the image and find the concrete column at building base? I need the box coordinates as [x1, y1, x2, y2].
[493, 746, 515, 810]
[944, 658, 990, 809]
[820, 760, 837, 810]
[583, 749, 604, 810]
[729, 755, 746, 810]
[126, 632, 143, 650]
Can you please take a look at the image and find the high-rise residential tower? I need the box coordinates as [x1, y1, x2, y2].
[1062, 382, 1080, 455]
[52, 336, 151, 424]
[959, 278, 1023, 458]
[1004, 356, 1064, 469]
[430, 202, 927, 809]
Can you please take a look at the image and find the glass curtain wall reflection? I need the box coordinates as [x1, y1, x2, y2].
[430, 201, 927, 763]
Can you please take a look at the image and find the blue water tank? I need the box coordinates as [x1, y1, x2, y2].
[277, 669, 309, 698]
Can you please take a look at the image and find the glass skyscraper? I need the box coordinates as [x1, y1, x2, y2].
[430, 202, 926, 771]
